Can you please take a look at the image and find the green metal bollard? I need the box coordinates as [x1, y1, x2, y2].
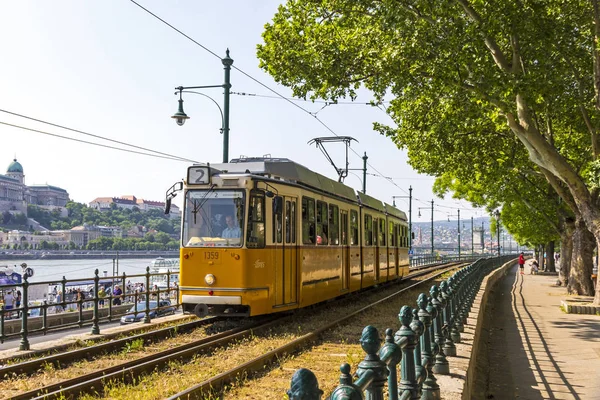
[61, 276, 67, 315]
[379, 328, 401, 400]
[410, 308, 426, 391]
[395, 306, 419, 400]
[0, 305, 4, 343]
[439, 281, 456, 357]
[447, 276, 461, 344]
[418, 293, 440, 400]
[143, 266, 151, 323]
[42, 301, 48, 334]
[430, 286, 449, 375]
[357, 326, 388, 399]
[91, 269, 100, 335]
[19, 274, 30, 351]
[287, 368, 324, 400]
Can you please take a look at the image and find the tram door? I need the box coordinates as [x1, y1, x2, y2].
[273, 196, 298, 306]
[373, 219, 380, 282]
[341, 210, 350, 291]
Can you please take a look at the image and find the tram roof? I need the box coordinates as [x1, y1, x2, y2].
[384, 203, 408, 221]
[211, 158, 357, 202]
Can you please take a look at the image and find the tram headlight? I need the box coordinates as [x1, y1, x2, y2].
[205, 274, 216, 286]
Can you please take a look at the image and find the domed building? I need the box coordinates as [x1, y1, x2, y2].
[0, 158, 69, 215]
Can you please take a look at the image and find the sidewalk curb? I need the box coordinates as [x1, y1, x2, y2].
[461, 258, 516, 400]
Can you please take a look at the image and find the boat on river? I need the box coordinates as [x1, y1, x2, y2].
[150, 257, 179, 289]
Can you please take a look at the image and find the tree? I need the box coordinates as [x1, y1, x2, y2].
[258, 0, 600, 303]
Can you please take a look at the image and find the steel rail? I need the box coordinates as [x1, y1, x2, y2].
[18, 315, 286, 400]
[169, 263, 465, 399]
[17, 262, 462, 399]
[0, 316, 220, 379]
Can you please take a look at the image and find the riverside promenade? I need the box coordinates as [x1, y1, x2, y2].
[481, 260, 600, 400]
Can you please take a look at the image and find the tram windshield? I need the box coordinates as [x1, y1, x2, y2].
[183, 189, 245, 247]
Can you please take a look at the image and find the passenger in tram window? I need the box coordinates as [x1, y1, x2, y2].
[221, 214, 241, 238]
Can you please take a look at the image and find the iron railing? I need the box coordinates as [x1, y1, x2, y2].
[0, 266, 180, 350]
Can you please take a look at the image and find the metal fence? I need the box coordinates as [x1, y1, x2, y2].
[287, 256, 514, 399]
[409, 253, 483, 268]
[0, 266, 180, 351]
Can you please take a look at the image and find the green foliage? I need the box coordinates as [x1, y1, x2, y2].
[1, 201, 180, 250]
[258, 0, 597, 245]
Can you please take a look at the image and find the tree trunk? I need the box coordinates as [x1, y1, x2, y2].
[539, 244, 545, 271]
[568, 219, 595, 295]
[546, 241, 556, 272]
[558, 219, 575, 286]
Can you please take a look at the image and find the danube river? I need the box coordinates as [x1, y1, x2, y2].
[0, 258, 175, 284]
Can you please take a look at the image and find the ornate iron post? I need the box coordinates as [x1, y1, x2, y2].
[287, 368, 324, 400]
[19, 274, 29, 351]
[410, 309, 425, 391]
[143, 266, 151, 323]
[92, 268, 100, 335]
[330, 364, 362, 400]
[395, 306, 419, 399]
[357, 325, 388, 399]
[439, 281, 456, 357]
[447, 276, 461, 344]
[379, 328, 401, 400]
[430, 286, 449, 375]
[418, 293, 440, 400]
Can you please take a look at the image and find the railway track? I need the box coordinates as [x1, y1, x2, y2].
[169, 263, 463, 400]
[6, 262, 461, 399]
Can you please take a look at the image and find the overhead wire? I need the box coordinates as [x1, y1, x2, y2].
[128, 0, 487, 212]
[0, 121, 193, 162]
[0, 109, 199, 163]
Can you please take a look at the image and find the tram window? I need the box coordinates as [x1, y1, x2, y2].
[285, 201, 292, 243]
[402, 226, 406, 247]
[302, 197, 316, 244]
[379, 218, 386, 246]
[350, 210, 359, 245]
[364, 214, 373, 246]
[328, 205, 339, 245]
[246, 191, 265, 248]
[316, 200, 329, 245]
[290, 201, 296, 243]
[389, 221, 395, 247]
[273, 196, 283, 243]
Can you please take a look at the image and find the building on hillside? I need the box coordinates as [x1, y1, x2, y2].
[0, 230, 69, 249]
[89, 195, 180, 219]
[0, 158, 70, 216]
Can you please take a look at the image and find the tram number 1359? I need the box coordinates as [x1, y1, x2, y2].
[204, 252, 219, 260]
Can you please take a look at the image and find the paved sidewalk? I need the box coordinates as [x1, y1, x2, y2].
[485, 260, 600, 400]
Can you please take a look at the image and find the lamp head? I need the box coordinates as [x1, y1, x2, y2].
[171, 98, 190, 126]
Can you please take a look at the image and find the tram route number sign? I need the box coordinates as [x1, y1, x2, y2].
[188, 166, 211, 185]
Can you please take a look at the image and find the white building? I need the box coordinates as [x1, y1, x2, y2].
[89, 195, 180, 219]
[0, 159, 69, 215]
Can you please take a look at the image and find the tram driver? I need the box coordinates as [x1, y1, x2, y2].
[221, 214, 241, 238]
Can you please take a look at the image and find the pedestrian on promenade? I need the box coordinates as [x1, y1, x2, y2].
[113, 285, 122, 305]
[98, 286, 106, 307]
[519, 252, 525, 275]
[15, 290, 21, 317]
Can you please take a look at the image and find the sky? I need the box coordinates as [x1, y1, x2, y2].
[0, 0, 490, 223]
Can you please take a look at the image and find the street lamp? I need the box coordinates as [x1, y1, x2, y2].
[493, 210, 501, 256]
[418, 200, 434, 255]
[448, 209, 460, 258]
[392, 186, 413, 253]
[172, 49, 233, 163]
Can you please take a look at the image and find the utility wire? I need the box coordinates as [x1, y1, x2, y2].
[0, 109, 198, 164]
[128, 0, 484, 208]
[0, 121, 193, 162]
[231, 91, 389, 106]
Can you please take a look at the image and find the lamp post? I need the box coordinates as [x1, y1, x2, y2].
[418, 200, 434, 255]
[448, 209, 460, 258]
[392, 186, 413, 253]
[471, 216, 474, 256]
[494, 210, 501, 256]
[172, 49, 233, 163]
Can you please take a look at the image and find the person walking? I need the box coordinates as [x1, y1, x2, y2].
[519, 252, 525, 275]
[15, 290, 22, 317]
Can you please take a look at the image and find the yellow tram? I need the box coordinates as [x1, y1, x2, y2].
[169, 157, 409, 318]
